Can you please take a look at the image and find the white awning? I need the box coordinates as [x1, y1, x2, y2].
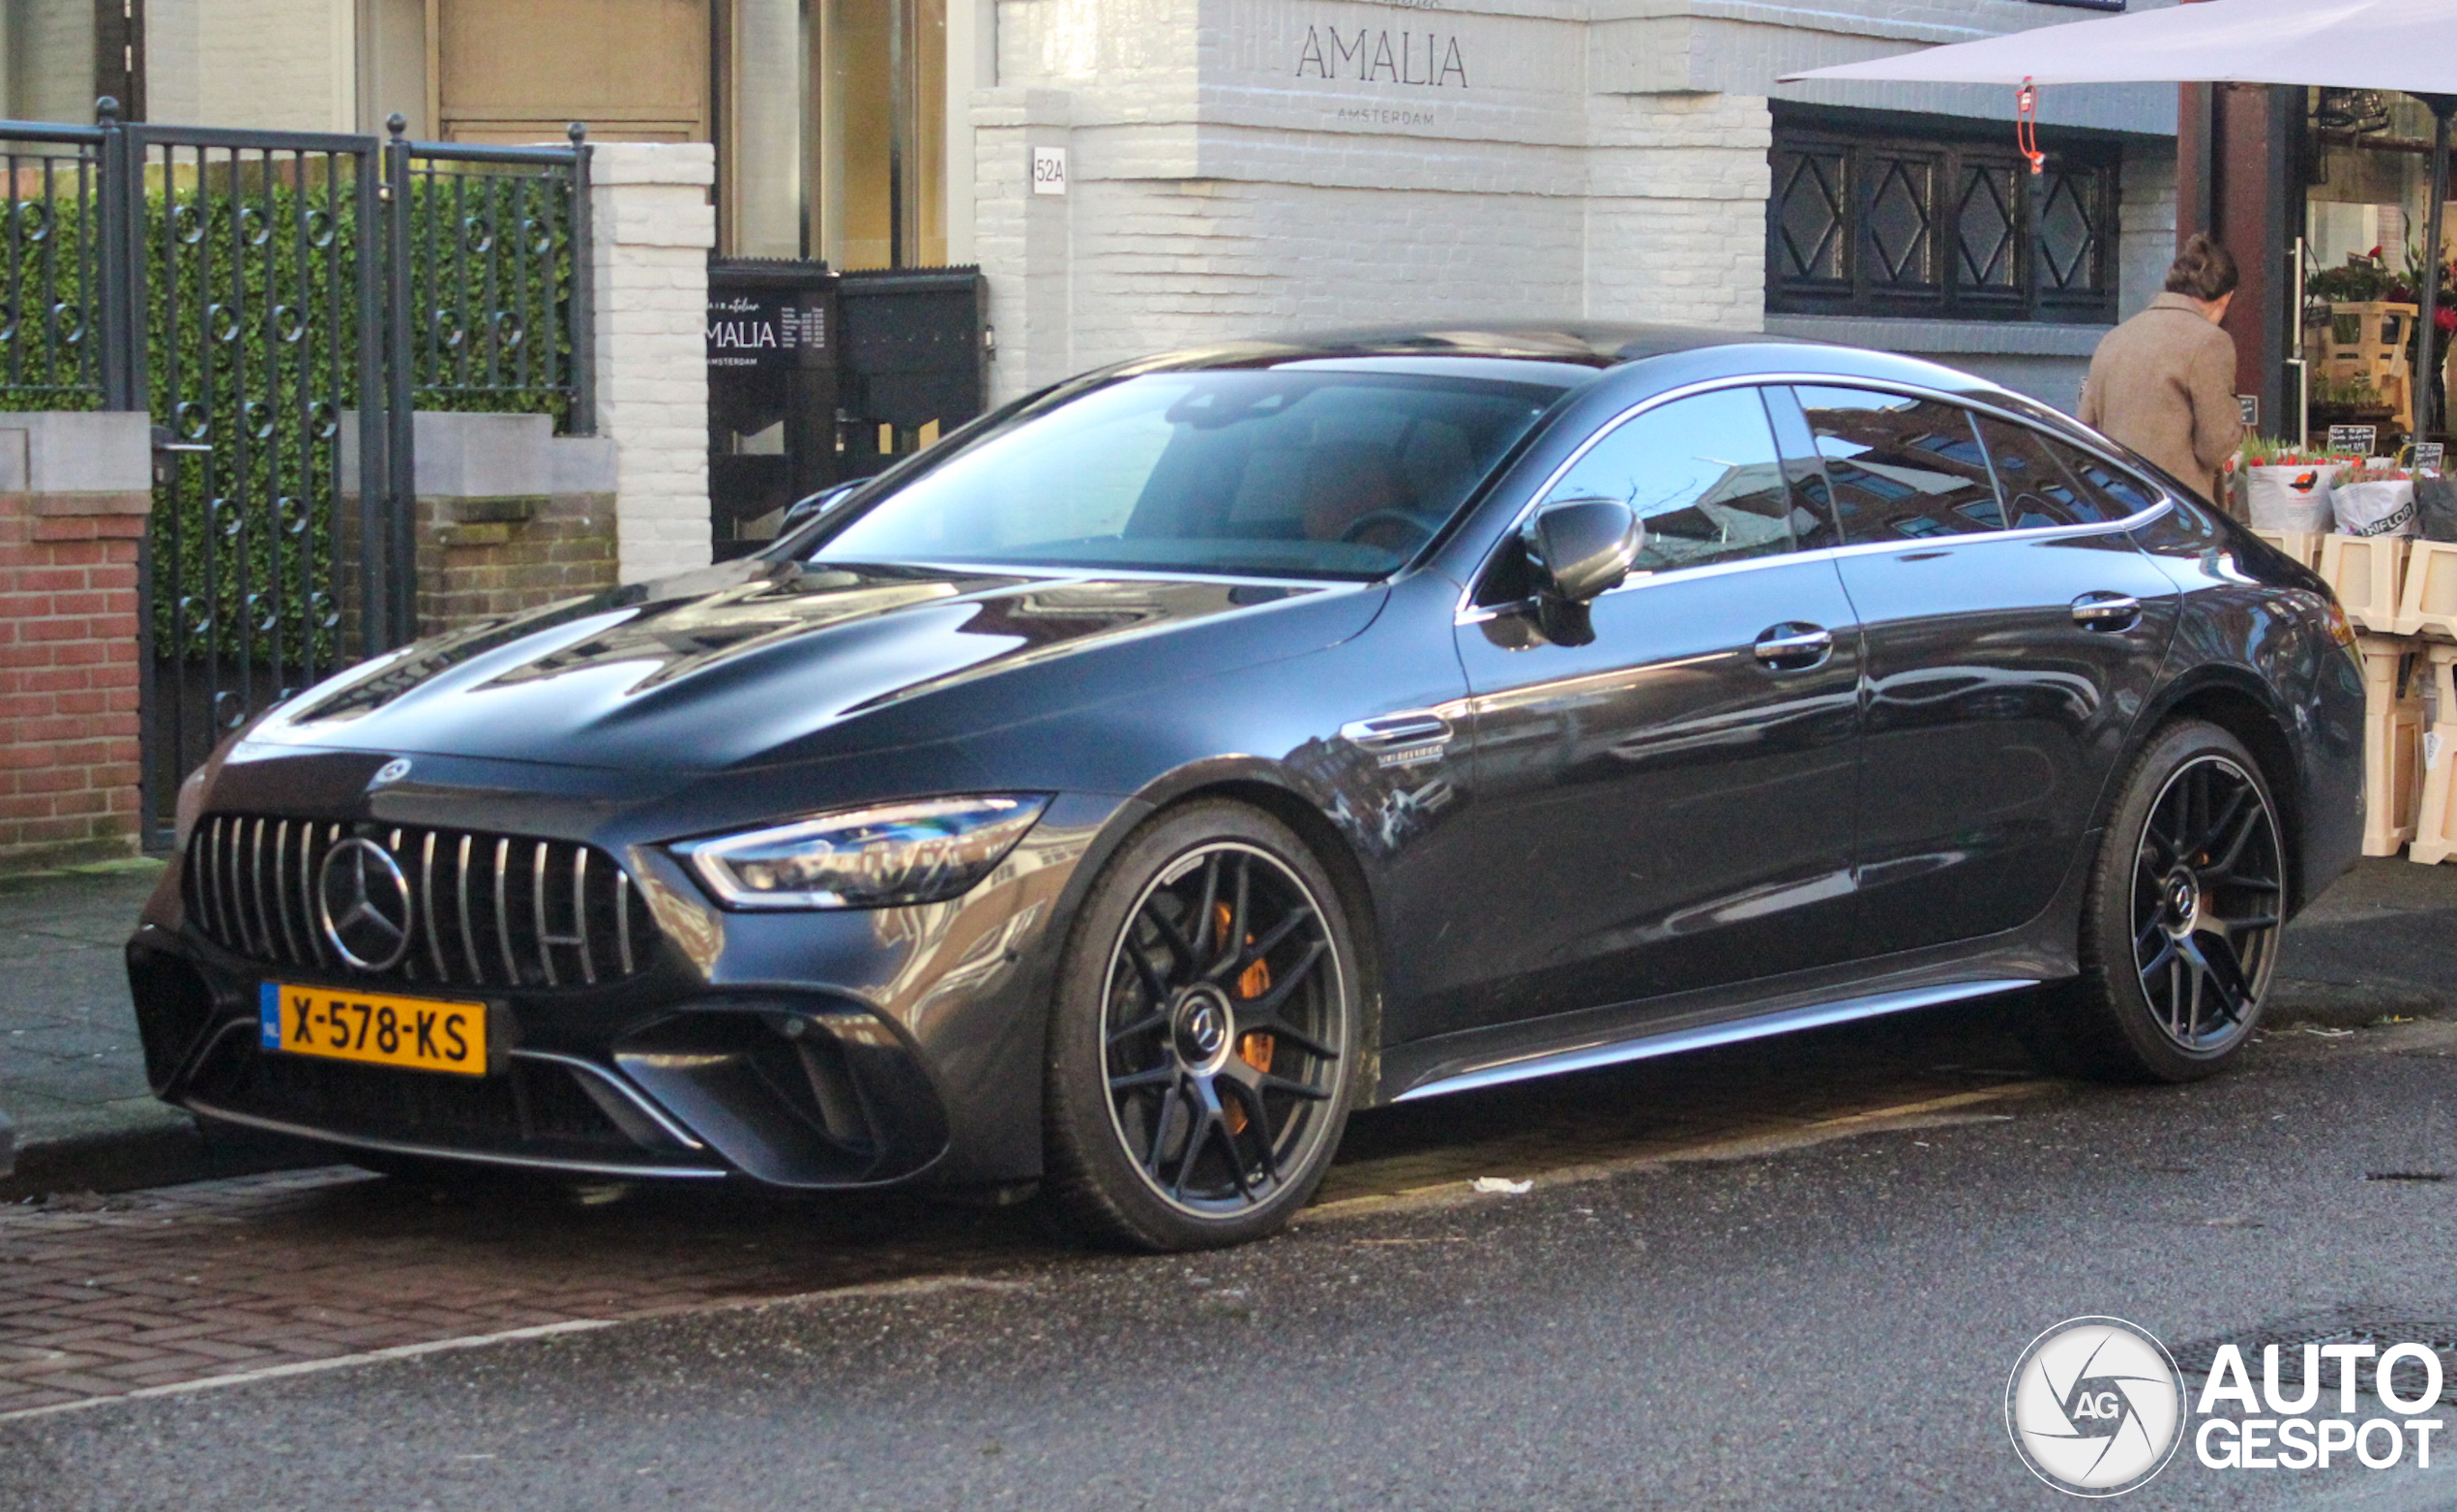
[1781, 0, 2457, 95]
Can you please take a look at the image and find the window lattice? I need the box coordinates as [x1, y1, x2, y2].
[1767, 119, 2118, 323]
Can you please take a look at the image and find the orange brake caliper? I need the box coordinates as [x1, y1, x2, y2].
[1212, 903, 1275, 1135]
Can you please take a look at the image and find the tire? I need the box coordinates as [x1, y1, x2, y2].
[2030, 719, 2287, 1082]
[1042, 800, 1364, 1251]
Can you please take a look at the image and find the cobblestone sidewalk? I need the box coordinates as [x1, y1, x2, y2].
[0, 861, 186, 1163]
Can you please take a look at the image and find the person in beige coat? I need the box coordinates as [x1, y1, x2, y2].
[2079, 234, 2244, 513]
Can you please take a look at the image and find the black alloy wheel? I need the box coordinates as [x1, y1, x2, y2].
[2038, 720, 2285, 1082]
[2130, 752, 2283, 1052]
[1044, 802, 1360, 1250]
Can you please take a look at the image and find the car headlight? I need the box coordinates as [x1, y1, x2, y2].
[672, 795, 1050, 909]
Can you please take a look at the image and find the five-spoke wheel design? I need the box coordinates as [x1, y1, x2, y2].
[1099, 841, 1348, 1218]
[2129, 753, 2282, 1053]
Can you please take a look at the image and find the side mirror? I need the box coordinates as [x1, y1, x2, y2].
[1519, 498, 1640, 647]
[1522, 497, 1641, 603]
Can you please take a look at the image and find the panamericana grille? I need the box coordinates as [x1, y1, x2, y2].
[184, 814, 657, 990]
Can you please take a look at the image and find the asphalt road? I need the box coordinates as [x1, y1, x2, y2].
[10, 858, 2457, 1511]
[2, 1010, 2455, 1511]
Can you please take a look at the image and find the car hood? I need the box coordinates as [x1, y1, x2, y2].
[241, 557, 1383, 773]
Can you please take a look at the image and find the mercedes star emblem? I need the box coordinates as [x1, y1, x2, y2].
[370, 757, 413, 787]
[316, 837, 414, 971]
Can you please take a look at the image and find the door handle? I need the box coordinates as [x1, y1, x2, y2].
[2071, 592, 2142, 632]
[1752, 623, 1834, 670]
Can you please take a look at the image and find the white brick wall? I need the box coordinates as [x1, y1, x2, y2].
[588, 143, 718, 584]
[1586, 92, 1771, 329]
[2, 0, 96, 124]
[979, 0, 1793, 403]
[977, 0, 2178, 414]
[145, 0, 358, 133]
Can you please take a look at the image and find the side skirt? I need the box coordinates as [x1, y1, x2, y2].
[1386, 977, 2036, 1104]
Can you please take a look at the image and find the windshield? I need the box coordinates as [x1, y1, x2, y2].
[806, 370, 1562, 579]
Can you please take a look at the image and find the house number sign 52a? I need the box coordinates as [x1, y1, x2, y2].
[1032, 146, 1068, 196]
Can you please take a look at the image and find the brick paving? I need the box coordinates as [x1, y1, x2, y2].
[0, 1167, 1049, 1416]
[0, 1001, 2056, 1418]
[5, 844, 2445, 1422]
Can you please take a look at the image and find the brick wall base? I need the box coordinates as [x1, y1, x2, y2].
[414, 491, 619, 637]
[0, 488, 149, 872]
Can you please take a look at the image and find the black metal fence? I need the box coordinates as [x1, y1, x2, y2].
[0, 102, 594, 845]
[0, 121, 105, 409]
[127, 119, 386, 840]
[392, 123, 594, 429]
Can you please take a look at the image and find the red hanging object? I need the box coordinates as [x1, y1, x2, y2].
[2016, 77, 2046, 175]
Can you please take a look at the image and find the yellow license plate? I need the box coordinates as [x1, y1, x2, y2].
[258, 982, 489, 1076]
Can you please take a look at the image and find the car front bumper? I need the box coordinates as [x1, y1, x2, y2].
[126, 788, 1136, 1192]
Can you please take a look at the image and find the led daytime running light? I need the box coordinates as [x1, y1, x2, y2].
[676, 795, 1050, 909]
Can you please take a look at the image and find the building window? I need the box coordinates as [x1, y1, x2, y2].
[1768, 116, 2120, 324]
[717, 0, 948, 268]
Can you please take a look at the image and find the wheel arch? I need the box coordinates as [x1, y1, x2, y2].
[1117, 761, 1388, 1070]
[2135, 672, 2310, 911]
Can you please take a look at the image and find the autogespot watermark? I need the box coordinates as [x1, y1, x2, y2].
[2007, 1318, 2187, 1496]
[2007, 1316, 2448, 1497]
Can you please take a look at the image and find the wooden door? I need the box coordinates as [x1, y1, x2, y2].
[436, 0, 710, 143]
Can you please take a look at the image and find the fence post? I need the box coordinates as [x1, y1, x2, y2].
[585, 141, 715, 581]
[93, 97, 141, 413]
[376, 115, 415, 652]
[566, 124, 596, 437]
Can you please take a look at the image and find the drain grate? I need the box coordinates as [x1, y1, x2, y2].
[2171, 1313, 2457, 1406]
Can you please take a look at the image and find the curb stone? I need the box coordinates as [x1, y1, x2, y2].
[2265, 976, 2443, 1028]
[0, 1117, 330, 1203]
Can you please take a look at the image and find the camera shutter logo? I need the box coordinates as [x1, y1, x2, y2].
[316, 838, 415, 972]
[2006, 1317, 2187, 1497]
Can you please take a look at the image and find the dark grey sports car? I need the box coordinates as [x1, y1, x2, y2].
[129, 325, 2364, 1250]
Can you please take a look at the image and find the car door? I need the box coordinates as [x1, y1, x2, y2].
[1429, 384, 1866, 1038]
[1784, 385, 2181, 956]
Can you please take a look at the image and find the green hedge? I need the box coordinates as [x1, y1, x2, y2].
[4, 168, 577, 664]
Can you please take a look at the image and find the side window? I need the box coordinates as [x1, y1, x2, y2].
[1970, 414, 2105, 527]
[1540, 388, 1798, 575]
[1796, 387, 2000, 541]
[2045, 438, 2163, 518]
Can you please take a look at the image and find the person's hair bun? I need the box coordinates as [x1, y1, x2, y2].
[2166, 233, 2241, 302]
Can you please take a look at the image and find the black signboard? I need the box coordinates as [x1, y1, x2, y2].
[707, 261, 841, 559]
[706, 259, 988, 560]
[707, 289, 831, 371]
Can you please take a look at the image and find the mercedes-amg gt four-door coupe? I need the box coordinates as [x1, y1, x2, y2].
[129, 326, 2365, 1250]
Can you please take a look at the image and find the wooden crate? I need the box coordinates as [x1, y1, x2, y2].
[2411, 646, 2457, 863]
[2358, 633, 2426, 857]
[2252, 528, 2324, 568]
[2320, 302, 2419, 433]
[2322, 533, 2412, 633]
[2395, 539, 2457, 639]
